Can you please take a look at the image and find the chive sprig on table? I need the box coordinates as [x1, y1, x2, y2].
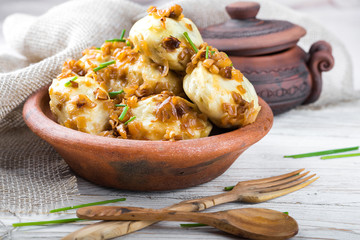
[321, 153, 360, 160]
[224, 185, 234, 191]
[284, 146, 359, 159]
[13, 218, 85, 227]
[183, 32, 198, 53]
[49, 198, 126, 213]
[13, 198, 127, 227]
[93, 60, 116, 72]
[180, 223, 208, 228]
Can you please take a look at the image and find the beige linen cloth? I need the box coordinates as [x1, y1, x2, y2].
[0, 0, 358, 214]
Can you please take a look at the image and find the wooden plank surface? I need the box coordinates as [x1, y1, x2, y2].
[1, 99, 360, 239]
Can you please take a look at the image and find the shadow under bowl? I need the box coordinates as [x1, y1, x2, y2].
[23, 86, 273, 191]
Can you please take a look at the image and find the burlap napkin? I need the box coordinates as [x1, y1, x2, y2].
[0, 0, 357, 214]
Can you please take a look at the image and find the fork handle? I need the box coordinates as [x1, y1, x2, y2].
[171, 192, 239, 211]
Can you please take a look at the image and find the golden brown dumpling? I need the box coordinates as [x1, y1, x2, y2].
[129, 5, 203, 71]
[49, 76, 112, 134]
[113, 92, 212, 141]
[105, 52, 184, 98]
[183, 60, 260, 128]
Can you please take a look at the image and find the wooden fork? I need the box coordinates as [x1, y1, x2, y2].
[63, 169, 318, 240]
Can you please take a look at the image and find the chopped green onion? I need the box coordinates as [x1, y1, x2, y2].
[96, 47, 101, 50]
[109, 90, 124, 98]
[13, 218, 85, 227]
[224, 185, 234, 191]
[183, 32, 198, 53]
[118, 105, 129, 121]
[180, 223, 208, 228]
[49, 198, 126, 213]
[115, 104, 127, 107]
[93, 60, 116, 72]
[283, 212, 289, 215]
[284, 146, 359, 159]
[64, 76, 78, 87]
[105, 29, 126, 43]
[126, 40, 131, 46]
[105, 39, 126, 42]
[124, 116, 136, 125]
[230, 63, 233, 67]
[120, 29, 126, 40]
[211, 50, 215, 55]
[205, 46, 209, 59]
[321, 153, 360, 160]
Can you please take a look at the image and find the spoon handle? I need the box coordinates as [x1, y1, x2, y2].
[63, 191, 238, 240]
[77, 206, 211, 224]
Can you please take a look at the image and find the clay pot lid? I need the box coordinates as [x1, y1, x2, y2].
[200, 2, 306, 56]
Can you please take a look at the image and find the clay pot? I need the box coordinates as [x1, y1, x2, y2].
[201, 2, 335, 114]
[23, 86, 273, 191]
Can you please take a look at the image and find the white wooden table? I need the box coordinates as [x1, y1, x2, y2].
[1, 1, 360, 239]
[1, 99, 360, 239]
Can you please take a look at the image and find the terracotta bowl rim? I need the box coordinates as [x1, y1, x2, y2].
[23, 86, 273, 156]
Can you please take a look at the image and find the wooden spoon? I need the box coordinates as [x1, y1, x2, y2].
[77, 206, 298, 240]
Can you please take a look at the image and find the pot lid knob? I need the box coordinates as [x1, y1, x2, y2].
[200, 1, 307, 56]
[226, 2, 260, 20]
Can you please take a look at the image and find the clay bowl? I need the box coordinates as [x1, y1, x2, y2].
[23, 86, 273, 191]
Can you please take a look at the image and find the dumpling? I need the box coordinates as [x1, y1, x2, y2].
[59, 42, 184, 98]
[129, 4, 203, 71]
[109, 91, 212, 141]
[183, 45, 261, 128]
[49, 76, 113, 134]
[103, 49, 184, 98]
